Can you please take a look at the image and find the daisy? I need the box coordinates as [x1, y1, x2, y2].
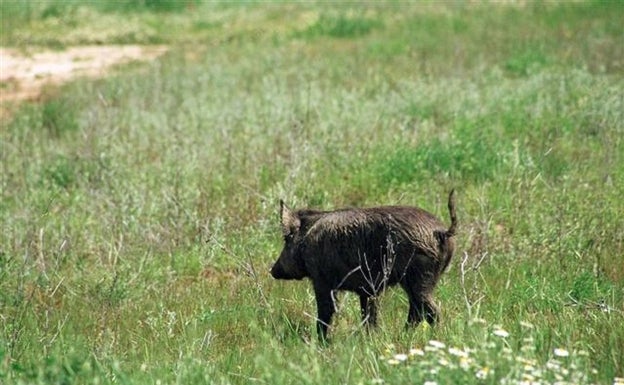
[428, 340, 446, 349]
[409, 348, 425, 357]
[553, 348, 570, 357]
[476, 367, 490, 379]
[394, 353, 408, 362]
[493, 328, 510, 338]
[448, 347, 468, 358]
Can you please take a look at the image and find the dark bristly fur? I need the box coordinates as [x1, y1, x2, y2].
[271, 190, 458, 341]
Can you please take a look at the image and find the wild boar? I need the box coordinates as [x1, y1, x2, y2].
[271, 190, 457, 340]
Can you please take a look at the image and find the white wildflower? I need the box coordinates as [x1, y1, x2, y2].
[409, 348, 425, 356]
[546, 360, 561, 370]
[394, 353, 408, 362]
[554, 348, 570, 357]
[521, 344, 535, 353]
[448, 347, 468, 358]
[476, 367, 490, 379]
[459, 356, 473, 370]
[522, 372, 536, 382]
[387, 359, 400, 365]
[493, 328, 510, 338]
[428, 340, 446, 349]
[424, 381, 437, 385]
[523, 364, 536, 373]
[517, 357, 537, 366]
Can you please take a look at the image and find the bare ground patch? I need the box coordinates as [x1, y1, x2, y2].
[0, 45, 167, 117]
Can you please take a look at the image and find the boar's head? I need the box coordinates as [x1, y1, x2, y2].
[270, 200, 308, 280]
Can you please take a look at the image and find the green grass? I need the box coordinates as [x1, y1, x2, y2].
[1, 1, 624, 384]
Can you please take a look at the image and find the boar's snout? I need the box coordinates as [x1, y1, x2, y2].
[270, 261, 287, 279]
[270, 249, 306, 280]
[270, 259, 305, 280]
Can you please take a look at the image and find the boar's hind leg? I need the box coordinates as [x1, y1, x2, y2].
[359, 295, 378, 327]
[314, 286, 335, 341]
[402, 283, 439, 326]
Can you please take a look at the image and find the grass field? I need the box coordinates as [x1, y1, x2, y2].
[1, 1, 623, 384]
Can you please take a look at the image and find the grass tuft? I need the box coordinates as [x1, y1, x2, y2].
[297, 12, 383, 39]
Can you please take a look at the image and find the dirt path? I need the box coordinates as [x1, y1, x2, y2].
[0, 45, 168, 111]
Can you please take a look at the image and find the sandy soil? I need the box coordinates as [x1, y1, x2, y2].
[0, 45, 168, 105]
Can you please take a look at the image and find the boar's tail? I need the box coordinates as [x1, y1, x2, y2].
[437, 189, 457, 274]
[446, 189, 457, 237]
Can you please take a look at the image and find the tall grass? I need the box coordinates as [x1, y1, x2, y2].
[1, 1, 623, 384]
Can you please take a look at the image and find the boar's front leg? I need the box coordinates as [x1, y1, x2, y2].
[405, 291, 439, 326]
[359, 294, 378, 327]
[401, 277, 439, 327]
[313, 284, 335, 341]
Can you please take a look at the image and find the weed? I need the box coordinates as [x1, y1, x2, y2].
[297, 12, 383, 39]
[41, 98, 79, 137]
[505, 49, 549, 77]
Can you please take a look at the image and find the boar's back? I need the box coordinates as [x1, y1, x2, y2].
[301, 206, 447, 290]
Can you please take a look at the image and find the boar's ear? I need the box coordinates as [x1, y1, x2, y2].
[280, 200, 300, 236]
